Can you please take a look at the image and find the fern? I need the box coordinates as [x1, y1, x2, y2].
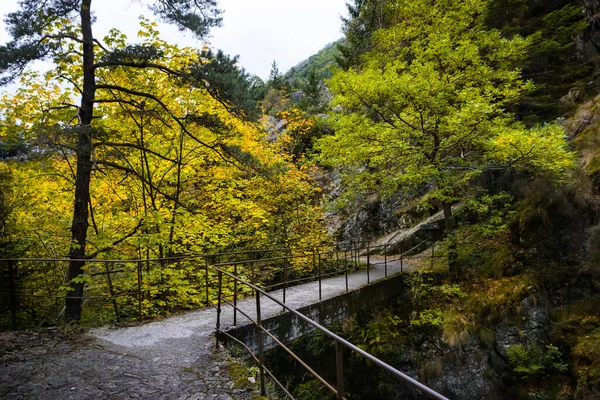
[507, 344, 529, 367]
[506, 340, 568, 381]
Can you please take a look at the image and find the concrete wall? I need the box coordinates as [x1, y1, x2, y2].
[222, 273, 413, 352]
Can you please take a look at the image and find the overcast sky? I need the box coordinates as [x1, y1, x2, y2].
[0, 0, 348, 82]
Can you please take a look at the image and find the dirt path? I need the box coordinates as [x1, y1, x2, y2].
[1, 258, 417, 399]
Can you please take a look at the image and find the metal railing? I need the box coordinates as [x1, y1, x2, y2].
[0, 242, 450, 398]
[0, 240, 447, 330]
[212, 264, 449, 400]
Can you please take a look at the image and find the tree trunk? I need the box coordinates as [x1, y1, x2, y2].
[66, 0, 95, 322]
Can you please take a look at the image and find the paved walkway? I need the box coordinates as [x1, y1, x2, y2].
[1, 257, 414, 399]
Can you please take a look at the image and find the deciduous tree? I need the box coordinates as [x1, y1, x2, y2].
[318, 0, 574, 235]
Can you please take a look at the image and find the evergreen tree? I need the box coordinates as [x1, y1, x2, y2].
[189, 49, 265, 121]
[299, 68, 323, 113]
[336, 0, 394, 69]
[486, 0, 592, 122]
[268, 60, 283, 89]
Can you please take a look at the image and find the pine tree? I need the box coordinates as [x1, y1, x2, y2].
[300, 68, 322, 113]
[336, 0, 394, 69]
[486, 0, 592, 122]
[268, 60, 283, 89]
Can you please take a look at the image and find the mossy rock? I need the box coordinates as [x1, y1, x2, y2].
[226, 362, 257, 390]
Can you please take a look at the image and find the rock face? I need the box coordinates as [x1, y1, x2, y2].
[334, 196, 403, 246]
[427, 336, 504, 400]
[319, 170, 435, 248]
[582, 0, 600, 75]
[392, 296, 554, 399]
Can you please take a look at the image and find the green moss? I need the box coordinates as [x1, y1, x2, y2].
[295, 379, 334, 400]
[572, 328, 600, 390]
[573, 113, 600, 177]
[225, 361, 259, 391]
[463, 274, 535, 325]
[479, 328, 496, 349]
[552, 294, 600, 347]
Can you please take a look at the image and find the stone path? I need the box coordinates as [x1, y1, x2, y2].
[1, 256, 415, 399]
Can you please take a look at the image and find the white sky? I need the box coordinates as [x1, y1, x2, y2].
[0, 0, 348, 82]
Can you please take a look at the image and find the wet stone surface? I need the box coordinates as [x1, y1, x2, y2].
[0, 329, 256, 400]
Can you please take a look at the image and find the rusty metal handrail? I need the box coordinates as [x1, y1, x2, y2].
[212, 265, 449, 400]
[2, 243, 450, 397]
[1, 239, 446, 331]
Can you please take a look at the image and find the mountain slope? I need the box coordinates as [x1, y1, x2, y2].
[283, 39, 343, 85]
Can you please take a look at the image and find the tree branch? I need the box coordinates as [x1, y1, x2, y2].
[95, 141, 182, 164]
[95, 83, 215, 148]
[86, 218, 144, 259]
[93, 38, 109, 53]
[94, 60, 185, 77]
[94, 160, 196, 213]
[96, 83, 248, 172]
[58, 74, 83, 95]
[42, 34, 86, 45]
[95, 58, 246, 120]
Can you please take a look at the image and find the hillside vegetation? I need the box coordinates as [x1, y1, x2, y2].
[272, 0, 600, 399]
[1, 0, 599, 398]
[282, 40, 342, 86]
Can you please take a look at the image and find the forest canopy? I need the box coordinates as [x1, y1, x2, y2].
[0, 2, 327, 322]
[317, 0, 575, 223]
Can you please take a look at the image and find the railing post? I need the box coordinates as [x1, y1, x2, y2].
[250, 252, 256, 296]
[401, 250, 404, 273]
[336, 340, 345, 400]
[256, 291, 266, 396]
[105, 262, 120, 322]
[312, 248, 317, 294]
[137, 261, 143, 321]
[366, 244, 370, 284]
[384, 244, 388, 278]
[344, 249, 348, 292]
[283, 254, 288, 311]
[204, 257, 210, 306]
[233, 264, 238, 326]
[216, 270, 223, 348]
[8, 260, 17, 330]
[318, 252, 322, 301]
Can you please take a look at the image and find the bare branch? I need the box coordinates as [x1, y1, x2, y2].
[95, 58, 245, 120]
[94, 60, 185, 77]
[42, 34, 86, 45]
[96, 83, 215, 148]
[58, 74, 83, 95]
[95, 83, 248, 172]
[93, 38, 109, 53]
